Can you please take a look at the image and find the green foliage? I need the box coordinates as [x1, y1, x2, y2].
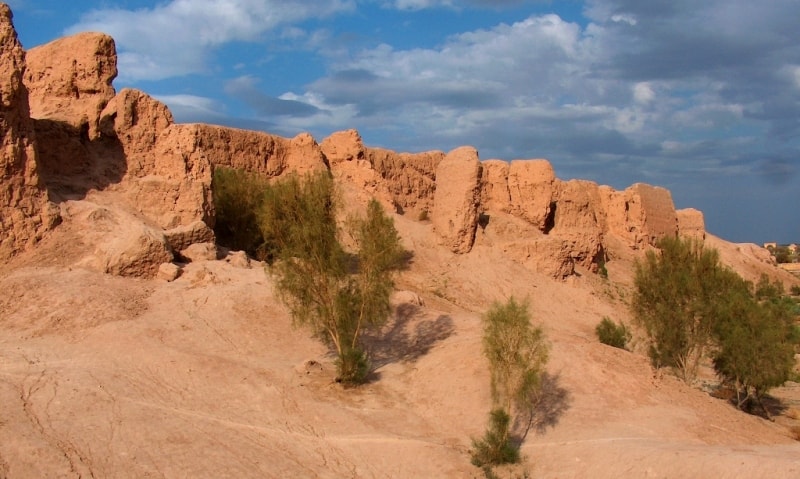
[482, 297, 549, 414]
[632, 236, 739, 382]
[712, 275, 799, 417]
[474, 297, 549, 469]
[595, 317, 631, 350]
[790, 284, 800, 296]
[633, 238, 799, 411]
[471, 408, 519, 467]
[212, 167, 271, 259]
[262, 171, 404, 384]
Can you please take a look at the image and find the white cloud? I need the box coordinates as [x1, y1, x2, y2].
[66, 0, 355, 81]
[610, 13, 636, 26]
[633, 82, 654, 104]
[153, 94, 229, 123]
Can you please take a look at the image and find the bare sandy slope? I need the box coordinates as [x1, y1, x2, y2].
[1, 211, 799, 478]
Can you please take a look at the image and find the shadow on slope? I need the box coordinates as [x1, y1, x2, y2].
[363, 303, 455, 373]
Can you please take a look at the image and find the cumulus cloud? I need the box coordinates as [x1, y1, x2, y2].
[67, 0, 798, 241]
[279, 0, 799, 193]
[66, 0, 355, 81]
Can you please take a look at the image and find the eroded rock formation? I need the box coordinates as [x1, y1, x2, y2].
[0, 5, 57, 260]
[1, 2, 712, 280]
[432, 146, 482, 254]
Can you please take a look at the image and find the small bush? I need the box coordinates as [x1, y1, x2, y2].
[418, 209, 429, 221]
[212, 167, 270, 259]
[595, 317, 631, 350]
[790, 285, 800, 296]
[471, 408, 519, 467]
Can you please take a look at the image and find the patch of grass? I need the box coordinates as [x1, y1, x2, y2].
[595, 317, 631, 350]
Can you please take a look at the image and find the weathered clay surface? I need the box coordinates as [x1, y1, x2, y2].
[600, 183, 678, 249]
[25, 31, 117, 139]
[100, 88, 174, 177]
[0, 4, 58, 260]
[65, 200, 173, 278]
[320, 128, 365, 165]
[4, 6, 800, 478]
[507, 159, 556, 230]
[431, 146, 482, 253]
[550, 179, 605, 271]
[677, 207, 706, 240]
[322, 129, 443, 217]
[479, 159, 511, 212]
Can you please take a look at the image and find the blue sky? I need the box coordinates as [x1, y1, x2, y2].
[7, 0, 800, 244]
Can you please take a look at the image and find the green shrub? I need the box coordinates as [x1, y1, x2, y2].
[712, 275, 798, 418]
[632, 237, 739, 382]
[482, 297, 549, 414]
[263, 172, 405, 385]
[595, 317, 631, 350]
[212, 167, 271, 259]
[473, 297, 549, 469]
[471, 408, 519, 467]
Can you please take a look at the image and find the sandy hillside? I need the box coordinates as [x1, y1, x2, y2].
[1, 3, 800, 475]
[1, 205, 799, 479]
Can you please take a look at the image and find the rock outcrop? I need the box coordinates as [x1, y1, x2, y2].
[507, 159, 556, 230]
[0, 2, 724, 282]
[601, 183, 678, 249]
[677, 208, 705, 240]
[321, 129, 443, 217]
[0, 5, 57, 260]
[25, 32, 116, 140]
[432, 146, 482, 253]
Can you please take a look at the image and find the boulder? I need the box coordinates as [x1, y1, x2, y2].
[68, 202, 173, 278]
[179, 242, 218, 263]
[157, 262, 181, 282]
[432, 146, 482, 254]
[0, 4, 58, 260]
[24, 32, 117, 139]
[163, 220, 215, 252]
[225, 250, 251, 269]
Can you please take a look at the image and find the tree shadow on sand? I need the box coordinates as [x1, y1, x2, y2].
[515, 372, 572, 443]
[362, 303, 455, 373]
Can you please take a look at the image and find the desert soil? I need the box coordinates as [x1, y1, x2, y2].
[1, 212, 799, 479]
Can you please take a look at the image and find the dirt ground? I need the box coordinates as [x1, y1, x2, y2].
[1, 210, 799, 478]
